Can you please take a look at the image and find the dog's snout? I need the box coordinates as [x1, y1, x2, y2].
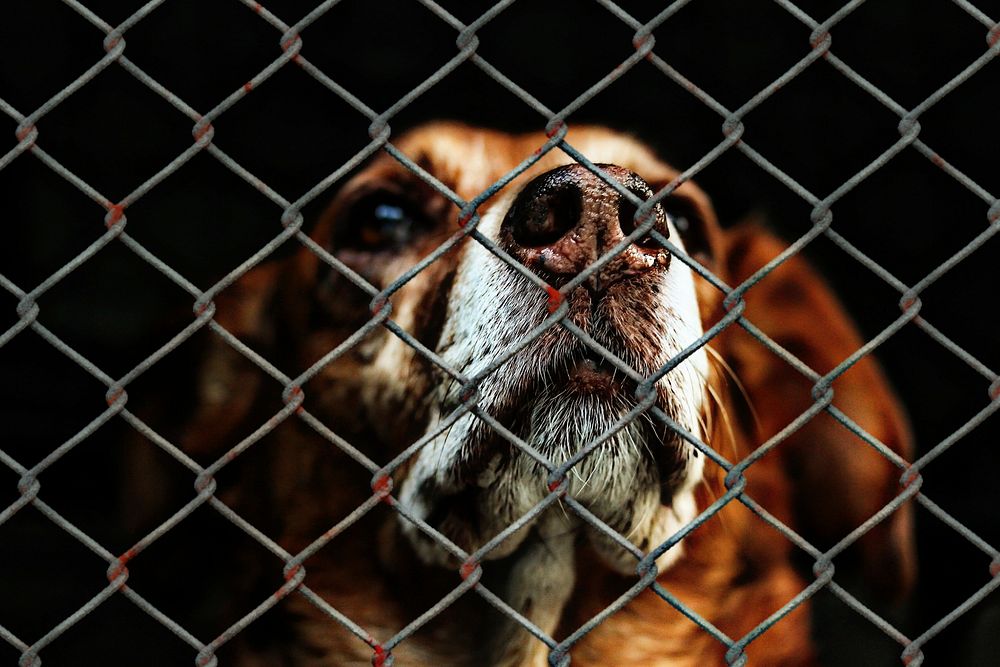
[502, 164, 670, 281]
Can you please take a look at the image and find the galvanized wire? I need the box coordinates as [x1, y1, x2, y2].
[1, 0, 998, 666]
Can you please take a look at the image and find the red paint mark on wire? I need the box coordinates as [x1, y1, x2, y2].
[546, 286, 562, 313]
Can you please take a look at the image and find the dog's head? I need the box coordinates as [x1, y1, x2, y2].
[187, 122, 913, 598]
[303, 124, 725, 572]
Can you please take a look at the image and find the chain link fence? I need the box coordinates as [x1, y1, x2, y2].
[1, 0, 999, 665]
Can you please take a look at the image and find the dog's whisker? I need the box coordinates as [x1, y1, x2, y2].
[706, 344, 761, 438]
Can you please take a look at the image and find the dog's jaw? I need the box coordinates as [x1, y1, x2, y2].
[398, 188, 709, 576]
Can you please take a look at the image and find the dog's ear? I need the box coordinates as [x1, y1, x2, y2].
[717, 222, 915, 602]
[181, 262, 287, 457]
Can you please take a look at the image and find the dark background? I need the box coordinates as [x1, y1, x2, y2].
[1, 0, 998, 665]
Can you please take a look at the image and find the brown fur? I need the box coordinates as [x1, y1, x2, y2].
[168, 123, 914, 666]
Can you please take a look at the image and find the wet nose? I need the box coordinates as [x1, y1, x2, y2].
[501, 163, 670, 282]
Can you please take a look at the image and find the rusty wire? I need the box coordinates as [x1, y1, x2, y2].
[2, 0, 999, 666]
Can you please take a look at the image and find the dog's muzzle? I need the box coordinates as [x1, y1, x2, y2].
[398, 161, 705, 574]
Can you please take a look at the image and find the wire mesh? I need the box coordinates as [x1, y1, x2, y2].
[1, 0, 999, 666]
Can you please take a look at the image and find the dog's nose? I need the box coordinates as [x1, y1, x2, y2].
[501, 164, 670, 283]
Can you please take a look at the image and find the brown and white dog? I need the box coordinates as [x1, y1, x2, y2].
[174, 123, 915, 666]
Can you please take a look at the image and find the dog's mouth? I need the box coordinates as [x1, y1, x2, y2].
[563, 352, 626, 395]
[553, 342, 689, 486]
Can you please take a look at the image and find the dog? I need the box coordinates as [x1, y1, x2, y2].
[170, 123, 915, 666]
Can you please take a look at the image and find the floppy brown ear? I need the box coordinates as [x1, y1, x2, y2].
[716, 222, 915, 602]
[120, 261, 292, 531]
[181, 262, 286, 458]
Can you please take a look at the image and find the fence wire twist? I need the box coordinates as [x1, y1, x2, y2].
[2, 0, 999, 666]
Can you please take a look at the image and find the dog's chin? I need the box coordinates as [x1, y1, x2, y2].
[398, 349, 704, 576]
[562, 355, 625, 395]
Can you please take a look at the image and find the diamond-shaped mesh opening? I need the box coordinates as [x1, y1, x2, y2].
[739, 60, 906, 196]
[646, 0, 813, 108]
[470, 0, 637, 110]
[877, 323, 992, 446]
[810, 582, 908, 665]
[783, 235, 906, 338]
[30, 64, 196, 199]
[121, 150, 301, 284]
[130, 337, 292, 470]
[918, 54, 1000, 195]
[0, 333, 110, 466]
[212, 64, 375, 199]
[25, 240, 201, 369]
[389, 58, 548, 132]
[123, 0, 281, 112]
[1, 155, 111, 289]
[0, 1, 105, 112]
[296, 500, 500, 651]
[27, 417, 129, 549]
[822, 148, 992, 286]
[209, 407, 376, 543]
[919, 239, 1000, 371]
[113, 422, 205, 539]
[826, 0, 991, 109]
[0, 505, 111, 639]
[122, 502, 287, 639]
[552, 499, 824, 662]
[570, 62, 725, 161]
[298, 0, 464, 112]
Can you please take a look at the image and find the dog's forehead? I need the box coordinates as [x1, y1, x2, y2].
[393, 122, 681, 200]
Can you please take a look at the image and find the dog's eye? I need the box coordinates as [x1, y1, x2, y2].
[665, 197, 712, 263]
[339, 194, 427, 251]
[619, 189, 669, 250]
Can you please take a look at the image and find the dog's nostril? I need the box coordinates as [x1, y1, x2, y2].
[619, 191, 667, 250]
[509, 183, 582, 248]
